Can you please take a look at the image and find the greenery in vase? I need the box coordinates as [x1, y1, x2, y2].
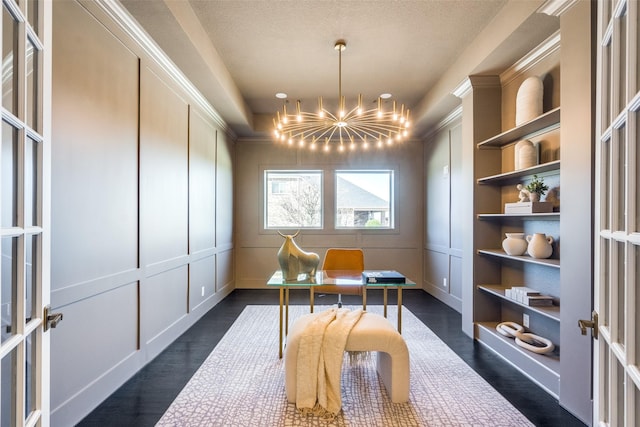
[525, 174, 549, 196]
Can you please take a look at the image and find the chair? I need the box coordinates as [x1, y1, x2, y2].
[314, 248, 364, 307]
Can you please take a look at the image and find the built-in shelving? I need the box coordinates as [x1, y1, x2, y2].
[477, 160, 561, 185]
[478, 285, 560, 321]
[477, 249, 560, 268]
[477, 107, 561, 148]
[472, 102, 562, 399]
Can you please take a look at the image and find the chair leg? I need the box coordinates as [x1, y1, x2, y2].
[338, 294, 343, 308]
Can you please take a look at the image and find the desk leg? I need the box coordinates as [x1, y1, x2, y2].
[363, 287, 367, 310]
[278, 287, 284, 359]
[383, 287, 388, 318]
[310, 287, 314, 313]
[398, 287, 403, 334]
[285, 288, 290, 336]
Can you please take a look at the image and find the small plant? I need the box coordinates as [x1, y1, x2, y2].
[525, 174, 549, 196]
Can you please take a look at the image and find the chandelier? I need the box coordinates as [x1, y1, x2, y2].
[272, 40, 410, 152]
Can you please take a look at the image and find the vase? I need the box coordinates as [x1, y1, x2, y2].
[515, 76, 543, 126]
[526, 233, 554, 259]
[502, 233, 528, 256]
[529, 192, 540, 202]
[514, 139, 537, 170]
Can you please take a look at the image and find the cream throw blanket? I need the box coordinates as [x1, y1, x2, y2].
[295, 308, 364, 419]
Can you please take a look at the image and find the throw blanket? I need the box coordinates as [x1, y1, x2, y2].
[296, 308, 364, 419]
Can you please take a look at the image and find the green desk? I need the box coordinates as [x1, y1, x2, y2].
[266, 270, 415, 358]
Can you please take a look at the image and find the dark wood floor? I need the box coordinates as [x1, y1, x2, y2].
[78, 289, 586, 426]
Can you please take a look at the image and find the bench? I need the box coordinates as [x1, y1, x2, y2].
[285, 311, 410, 403]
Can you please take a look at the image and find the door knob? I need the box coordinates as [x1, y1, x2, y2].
[44, 305, 63, 331]
[578, 310, 598, 339]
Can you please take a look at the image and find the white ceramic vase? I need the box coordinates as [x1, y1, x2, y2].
[502, 233, 528, 256]
[514, 139, 537, 170]
[515, 76, 543, 126]
[526, 233, 554, 259]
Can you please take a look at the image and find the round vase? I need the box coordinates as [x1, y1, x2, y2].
[515, 76, 543, 126]
[529, 192, 540, 202]
[514, 139, 537, 170]
[526, 233, 554, 259]
[502, 233, 528, 256]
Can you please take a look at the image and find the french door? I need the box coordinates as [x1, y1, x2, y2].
[594, 0, 640, 425]
[0, 0, 50, 426]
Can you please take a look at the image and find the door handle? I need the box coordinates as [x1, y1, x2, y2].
[44, 305, 63, 331]
[578, 310, 598, 339]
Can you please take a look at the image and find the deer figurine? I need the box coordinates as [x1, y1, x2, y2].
[277, 231, 320, 281]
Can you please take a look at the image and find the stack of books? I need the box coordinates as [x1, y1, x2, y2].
[505, 286, 554, 306]
[362, 270, 406, 284]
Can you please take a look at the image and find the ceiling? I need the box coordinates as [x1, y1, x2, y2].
[120, 0, 559, 139]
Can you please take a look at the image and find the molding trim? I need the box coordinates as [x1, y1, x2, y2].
[452, 78, 472, 99]
[94, 0, 233, 137]
[538, 0, 579, 16]
[500, 31, 561, 85]
[422, 105, 463, 141]
[452, 76, 500, 98]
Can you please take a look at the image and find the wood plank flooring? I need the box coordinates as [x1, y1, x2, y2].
[78, 289, 586, 426]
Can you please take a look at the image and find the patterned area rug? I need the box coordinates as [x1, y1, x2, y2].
[156, 305, 533, 426]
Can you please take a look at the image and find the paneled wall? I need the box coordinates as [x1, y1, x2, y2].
[234, 141, 423, 289]
[423, 113, 464, 311]
[49, 2, 234, 425]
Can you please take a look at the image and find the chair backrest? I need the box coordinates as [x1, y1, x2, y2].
[321, 248, 364, 271]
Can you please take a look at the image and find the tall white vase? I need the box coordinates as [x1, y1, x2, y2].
[514, 139, 537, 170]
[515, 76, 543, 126]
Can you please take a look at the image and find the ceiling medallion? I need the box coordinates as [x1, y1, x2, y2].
[272, 40, 410, 152]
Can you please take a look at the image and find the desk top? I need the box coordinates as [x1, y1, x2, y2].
[266, 270, 416, 287]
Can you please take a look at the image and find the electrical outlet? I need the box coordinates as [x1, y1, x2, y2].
[443, 278, 447, 288]
[201, 286, 205, 297]
[523, 313, 530, 328]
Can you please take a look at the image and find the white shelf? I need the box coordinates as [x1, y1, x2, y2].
[477, 212, 560, 220]
[478, 285, 560, 322]
[476, 322, 560, 397]
[477, 107, 561, 148]
[477, 160, 561, 185]
[478, 249, 560, 268]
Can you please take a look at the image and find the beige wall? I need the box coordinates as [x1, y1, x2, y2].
[234, 141, 424, 288]
[423, 114, 464, 311]
[50, 1, 234, 425]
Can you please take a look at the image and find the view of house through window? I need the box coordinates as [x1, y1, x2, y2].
[336, 170, 394, 228]
[265, 171, 322, 228]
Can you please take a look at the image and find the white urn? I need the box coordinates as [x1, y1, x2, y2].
[526, 233, 554, 259]
[502, 233, 528, 256]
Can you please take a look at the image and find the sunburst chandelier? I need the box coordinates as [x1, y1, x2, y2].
[272, 40, 410, 152]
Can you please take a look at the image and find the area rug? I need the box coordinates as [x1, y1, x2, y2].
[156, 305, 533, 426]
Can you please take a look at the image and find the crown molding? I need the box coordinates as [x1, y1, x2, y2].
[538, 0, 579, 16]
[422, 105, 463, 141]
[500, 31, 561, 85]
[94, 0, 234, 138]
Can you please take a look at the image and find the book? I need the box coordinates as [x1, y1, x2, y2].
[525, 295, 554, 306]
[362, 270, 406, 284]
[504, 202, 553, 214]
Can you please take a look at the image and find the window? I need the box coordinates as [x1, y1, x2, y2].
[335, 170, 394, 228]
[265, 171, 322, 228]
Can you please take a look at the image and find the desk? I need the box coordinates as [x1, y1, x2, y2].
[266, 270, 415, 358]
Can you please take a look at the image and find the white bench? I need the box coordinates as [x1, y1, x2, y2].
[285, 311, 410, 403]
